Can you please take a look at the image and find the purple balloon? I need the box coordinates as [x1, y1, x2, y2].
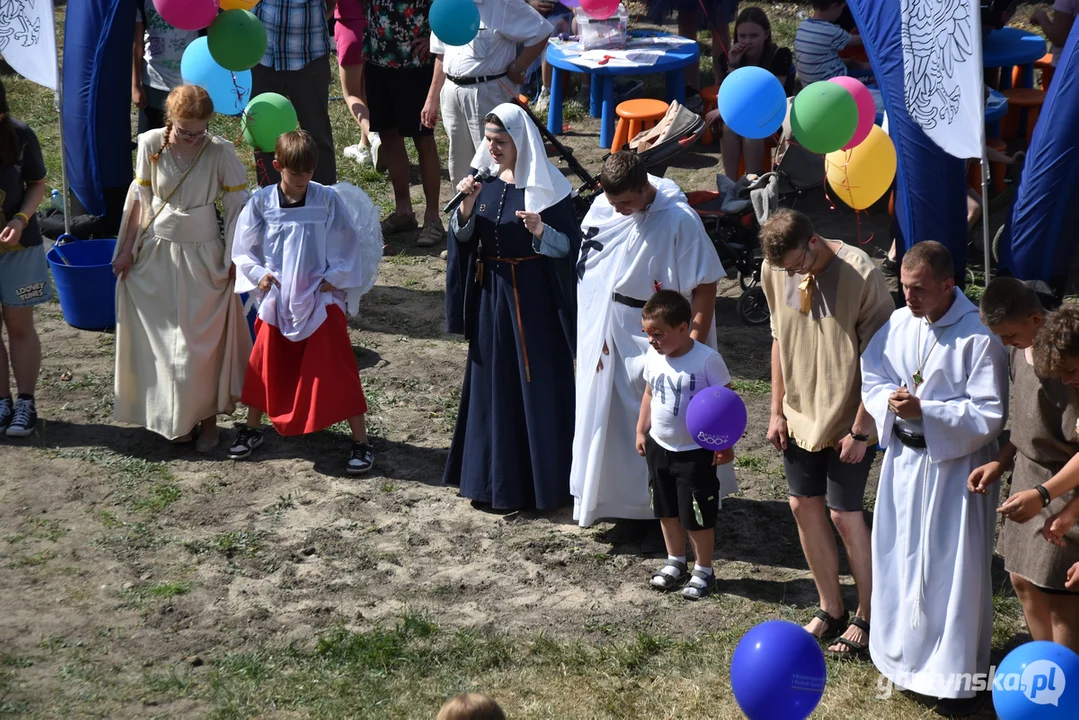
[686, 386, 747, 452]
[562, 0, 582, 7]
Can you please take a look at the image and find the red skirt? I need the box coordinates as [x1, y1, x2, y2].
[241, 304, 368, 436]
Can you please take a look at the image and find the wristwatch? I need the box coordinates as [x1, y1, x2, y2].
[849, 430, 869, 442]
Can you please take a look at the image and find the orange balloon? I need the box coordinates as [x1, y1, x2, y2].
[221, 0, 261, 10]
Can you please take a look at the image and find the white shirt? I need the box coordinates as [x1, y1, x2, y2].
[644, 341, 732, 452]
[431, 0, 553, 79]
[136, 2, 198, 92]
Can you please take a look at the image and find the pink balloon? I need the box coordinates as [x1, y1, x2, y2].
[828, 76, 875, 150]
[154, 0, 220, 32]
[581, 0, 620, 21]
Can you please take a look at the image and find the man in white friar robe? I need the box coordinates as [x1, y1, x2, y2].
[571, 152, 729, 531]
[861, 241, 1008, 712]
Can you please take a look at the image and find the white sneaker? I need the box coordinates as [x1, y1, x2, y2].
[343, 143, 370, 166]
[369, 132, 386, 173]
[533, 88, 550, 113]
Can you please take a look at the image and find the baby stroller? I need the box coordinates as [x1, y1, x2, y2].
[684, 131, 827, 326]
[510, 96, 707, 220]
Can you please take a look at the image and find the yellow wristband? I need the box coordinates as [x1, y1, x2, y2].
[14, 212, 30, 226]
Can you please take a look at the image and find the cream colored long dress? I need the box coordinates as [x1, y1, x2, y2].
[113, 130, 252, 440]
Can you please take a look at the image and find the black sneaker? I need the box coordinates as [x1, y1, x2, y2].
[227, 426, 264, 460]
[6, 397, 36, 438]
[347, 442, 374, 475]
[0, 396, 12, 435]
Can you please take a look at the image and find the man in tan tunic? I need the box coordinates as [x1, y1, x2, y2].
[759, 209, 893, 657]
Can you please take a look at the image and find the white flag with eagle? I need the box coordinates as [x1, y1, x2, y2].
[0, 0, 58, 90]
[901, 0, 984, 159]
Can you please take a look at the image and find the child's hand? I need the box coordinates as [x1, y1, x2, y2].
[320, 279, 338, 293]
[998, 488, 1043, 524]
[968, 461, 1005, 494]
[635, 430, 647, 457]
[713, 448, 734, 466]
[258, 273, 279, 292]
[704, 108, 721, 126]
[1042, 506, 1079, 547]
[1068, 561, 1079, 591]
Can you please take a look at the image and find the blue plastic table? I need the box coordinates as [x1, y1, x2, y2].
[983, 27, 1047, 90]
[545, 31, 700, 148]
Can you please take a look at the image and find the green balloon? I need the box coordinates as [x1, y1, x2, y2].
[790, 81, 858, 155]
[208, 10, 268, 72]
[242, 92, 298, 152]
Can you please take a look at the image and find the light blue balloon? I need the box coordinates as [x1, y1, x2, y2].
[180, 37, 253, 116]
[430, 0, 480, 47]
[718, 66, 788, 140]
[992, 640, 1079, 719]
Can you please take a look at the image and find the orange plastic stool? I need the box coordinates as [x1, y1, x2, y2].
[967, 138, 1008, 197]
[700, 85, 720, 144]
[611, 98, 670, 150]
[1013, 53, 1055, 91]
[1000, 88, 1045, 143]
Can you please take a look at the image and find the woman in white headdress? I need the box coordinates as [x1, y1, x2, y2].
[444, 102, 581, 512]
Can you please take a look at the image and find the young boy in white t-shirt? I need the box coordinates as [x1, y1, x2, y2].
[636, 290, 736, 600]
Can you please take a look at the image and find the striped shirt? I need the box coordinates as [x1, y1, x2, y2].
[794, 18, 851, 84]
[254, 0, 332, 71]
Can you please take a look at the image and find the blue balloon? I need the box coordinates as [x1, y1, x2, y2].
[180, 37, 253, 116]
[718, 66, 788, 140]
[430, 0, 480, 47]
[993, 640, 1079, 719]
[731, 620, 826, 720]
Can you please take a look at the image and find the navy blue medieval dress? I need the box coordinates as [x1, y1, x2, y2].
[444, 175, 581, 510]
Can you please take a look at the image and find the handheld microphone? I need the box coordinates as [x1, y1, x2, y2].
[443, 167, 493, 214]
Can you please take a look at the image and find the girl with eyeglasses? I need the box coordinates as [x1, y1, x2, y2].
[112, 85, 253, 453]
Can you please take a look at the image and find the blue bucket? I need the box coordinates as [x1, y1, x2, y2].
[46, 235, 118, 331]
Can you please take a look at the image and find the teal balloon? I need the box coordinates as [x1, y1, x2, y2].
[430, 0, 480, 46]
[242, 92, 299, 152]
[180, 37, 252, 116]
[208, 9, 268, 72]
[790, 81, 859, 154]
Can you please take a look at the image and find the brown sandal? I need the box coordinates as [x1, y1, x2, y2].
[416, 220, 445, 247]
[380, 213, 418, 236]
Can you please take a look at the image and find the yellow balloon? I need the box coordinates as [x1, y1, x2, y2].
[221, 0, 261, 10]
[825, 125, 897, 211]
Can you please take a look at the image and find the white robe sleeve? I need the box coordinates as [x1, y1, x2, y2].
[674, 209, 726, 291]
[920, 335, 1008, 464]
[231, 192, 270, 298]
[329, 182, 383, 308]
[218, 142, 250, 267]
[323, 189, 370, 316]
[861, 318, 901, 444]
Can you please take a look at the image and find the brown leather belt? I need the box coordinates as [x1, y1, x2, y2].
[479, 255, 542, 383]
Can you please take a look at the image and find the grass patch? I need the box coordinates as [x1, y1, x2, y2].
[7, 549, 58, 569]
[730, 378, 771, 396]
[6, 518, 67, 544]
[184, 530, 266, 560]
[122, 582, 191, 608]
[734, 453, 768, 473]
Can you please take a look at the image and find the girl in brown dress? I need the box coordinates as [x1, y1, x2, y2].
[971, 280, 1079, 652]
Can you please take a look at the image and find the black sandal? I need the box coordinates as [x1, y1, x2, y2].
[650, 560, 688, 592]
[827, 617, 870, 661]
[808, 608, 850, 642]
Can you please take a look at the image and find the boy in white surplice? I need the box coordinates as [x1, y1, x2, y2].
[230, 130, 381, 475]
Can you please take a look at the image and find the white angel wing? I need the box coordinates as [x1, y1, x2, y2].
[330, 181, 383, 312]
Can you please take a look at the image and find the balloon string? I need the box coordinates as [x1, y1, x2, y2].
[695, 0, 731, 62]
